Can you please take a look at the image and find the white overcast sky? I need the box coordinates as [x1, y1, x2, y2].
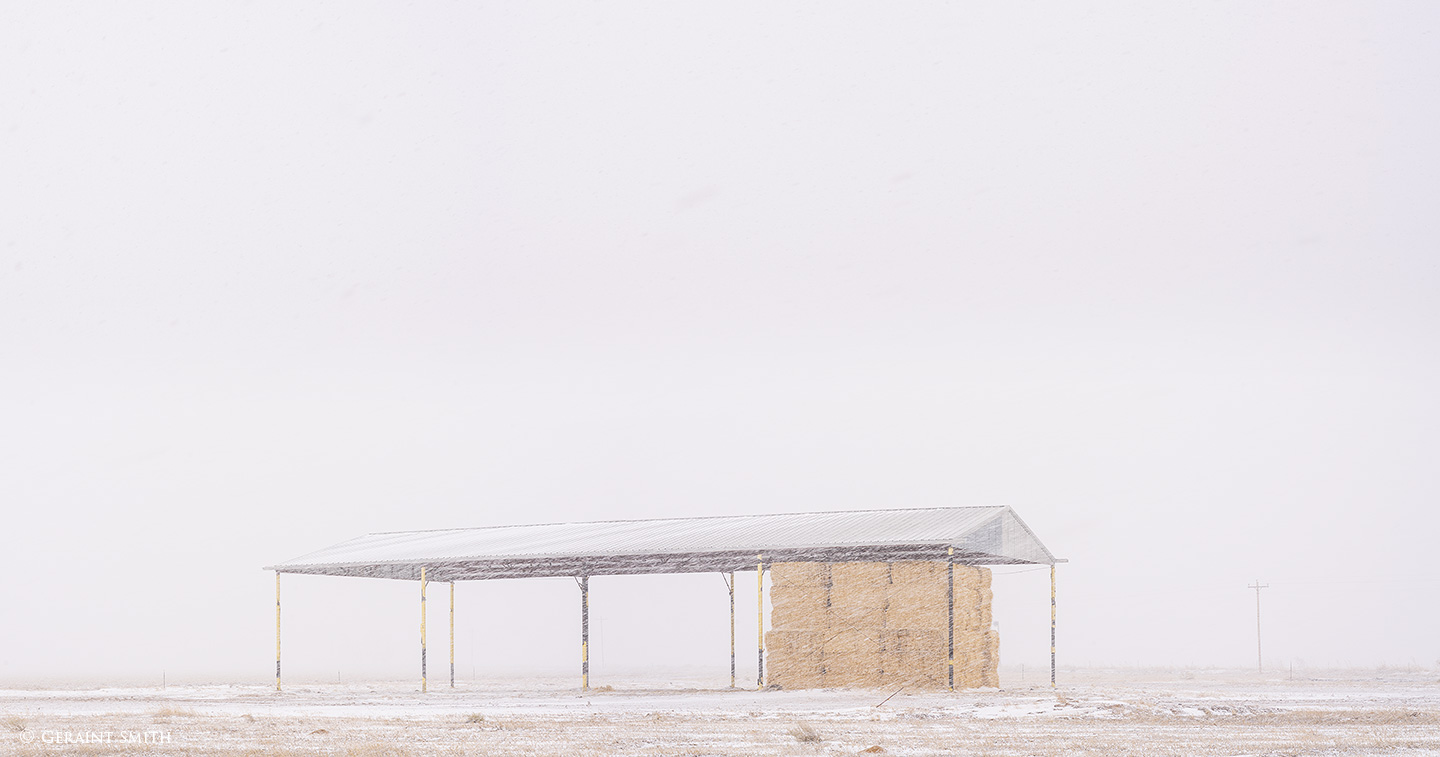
[2, 2, 1438, 683]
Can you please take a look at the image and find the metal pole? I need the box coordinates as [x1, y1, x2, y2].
[420, 566, 428, 693]
[449, 581, 456, 688]
[274, 571, 281, 692]
[729, 572, 736, 688]
[947, 546, 955, 691]
[756, 555, 764, 690]
[1050, 564, 1057, 688]
[1249, 580, 1268, 672]
[581, 575, 590, 690]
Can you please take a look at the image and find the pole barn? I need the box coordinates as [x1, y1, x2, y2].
[266, 506, 1063, 691]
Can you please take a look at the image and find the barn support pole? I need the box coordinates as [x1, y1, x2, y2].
[581, 575, 590, 690]
[1050, 564, 1057, 688]
[756, 555, 764, 690]
[947, 546, 955, 691]
[274, 571, 281, 692]
[449, 582, 456, 688]
[420, 567, 429, 692]
[727, 572, 736, 688]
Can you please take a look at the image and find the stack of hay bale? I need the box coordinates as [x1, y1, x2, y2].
[883, 561, 949, 688]
[826, 562, 889, 688]
[765, 560, 999, 690]
[765, 561, 829, 689]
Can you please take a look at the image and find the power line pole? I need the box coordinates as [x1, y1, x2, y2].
[1248, 580, 1268, 673]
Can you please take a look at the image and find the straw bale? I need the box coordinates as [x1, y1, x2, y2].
[769, 561, 829, 588]
[829, 561, 890, 591]
[769, 562, 831, 631]
[951, 566, 988, 630]
[981, 629, 1000, 687]
[766, 630, 825, 689]
[828, 562, 889, 630]
[879, 628, 946, 688]
[956, 625, 997, 688]
[886, 628, 944, 656]
[952, 565, 983, 597]
[766, 630, 824, 665]
[771, 667, 824, 690]
[886, 578, 946, 631]
[975, 581, 994, 630]
[770, 584, 830, 631]
[822, 628, 884, 688]
[888, 560, 945, 585]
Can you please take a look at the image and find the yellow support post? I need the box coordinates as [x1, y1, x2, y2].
[274, 571, 281, 692]
[1050, 564, 1057, 688]
[581, 575, 590, 690]
[421, 566, 428, 693]
[450, 581, 456, 688]
[756, 555, 764, 690]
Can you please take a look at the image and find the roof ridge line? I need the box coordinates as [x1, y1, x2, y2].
[367, 505, 1010, 536]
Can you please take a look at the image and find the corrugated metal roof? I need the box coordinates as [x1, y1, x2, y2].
[267, 505, 1058, 581]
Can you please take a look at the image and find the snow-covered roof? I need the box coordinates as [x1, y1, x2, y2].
[266, 505, 1059, 581]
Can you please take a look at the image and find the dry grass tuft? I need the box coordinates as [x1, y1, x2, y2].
[342, 744, 414, 757]
[592, 685, 615, 692]
[151, 706, 197, 721]
[466, 715, 521, 731]
[4, 715, 25, 732]
[789, 722, 822, 743]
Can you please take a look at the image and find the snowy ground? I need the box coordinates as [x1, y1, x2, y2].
[2, 669, 1437, 755]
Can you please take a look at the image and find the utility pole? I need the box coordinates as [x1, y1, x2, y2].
[1248, 580, 1268, 673]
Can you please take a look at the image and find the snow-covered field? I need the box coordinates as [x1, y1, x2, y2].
[2, 669, 1437, 755]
